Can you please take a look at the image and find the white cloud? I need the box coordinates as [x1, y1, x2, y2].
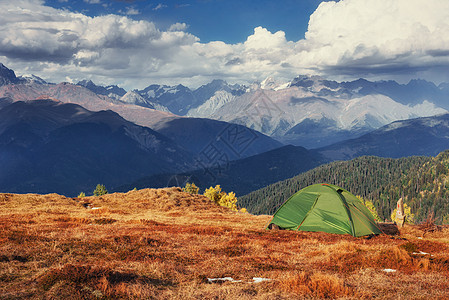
[0, 0, 199, 87]
[297, 0, 449, 77]
[84, 0, 101, 4]
[168, 23, 188, 32]
[153, 3, 167, 11]
[244, 27, 289, 50]
[125, 7, 140, 15]
[1, 0, 449, 89]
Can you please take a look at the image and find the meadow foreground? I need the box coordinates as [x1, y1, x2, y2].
[1, 188, 448, 299]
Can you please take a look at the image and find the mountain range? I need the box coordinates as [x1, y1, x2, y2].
[0, 64, 281, 194]
[318, 113, 449, 160]
[77, 79, 127, 100]
[0, 100, 193, 195]
[119, 110, 449, 196]
[75, 69, 449, 149]
[4, 62, 448, 149]
[200, 77, 447, 148]
[1, 62, 449, 196]
[0, 65, 280, 159]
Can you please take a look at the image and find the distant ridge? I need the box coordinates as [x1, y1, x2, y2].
[2, 62, 449, 149]
[0, 100, 194, 195]
[317, 113, 449, 160]
[116, 144, 323, 196]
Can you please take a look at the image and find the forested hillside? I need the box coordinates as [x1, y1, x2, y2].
[240, 151, 449, 224]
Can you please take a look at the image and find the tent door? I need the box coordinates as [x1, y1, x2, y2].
[295, 193, 320, 231]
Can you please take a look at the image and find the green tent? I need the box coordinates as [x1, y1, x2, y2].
[267, 183, 382, 237]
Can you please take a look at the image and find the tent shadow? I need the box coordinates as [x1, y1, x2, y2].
[377, 222, 400, 235]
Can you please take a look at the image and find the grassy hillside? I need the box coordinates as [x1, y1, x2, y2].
[240, 151, 449, 224]
[1, 189, 449, 299]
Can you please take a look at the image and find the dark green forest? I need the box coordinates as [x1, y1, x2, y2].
[239, 151, 449, 224]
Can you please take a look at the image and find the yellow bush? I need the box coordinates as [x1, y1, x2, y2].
[218, 191, 237, 211]
[182, 182, 199, 195]
[203, 185, 238, 211]
[204, 185, 223, 203]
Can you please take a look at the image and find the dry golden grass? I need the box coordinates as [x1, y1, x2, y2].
[1, 188, 449, 299]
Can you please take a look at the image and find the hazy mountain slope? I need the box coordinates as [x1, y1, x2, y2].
[193, 79, 246, 101]
[186, 90, 236, 118]
[133, 80, 246, 116]
[136, 84, 197, 116]
[152, 117, 282, 158]
[342, 78, 449, 108]
[0, 97, 12, 109]
[116, 145, 324, 196]
[318, 113, 449, 160]
[206, 86, 446, 148]
[282, 117, 360, 148]
[0, 66, 280, 158]
[77, 79, 127, 100]
[186, 80, 246, 117]
[0, 81, 177, 128]
[0, 100, 194, 196]
[119, 90, 170, 112]
[291, 75, 449, 108]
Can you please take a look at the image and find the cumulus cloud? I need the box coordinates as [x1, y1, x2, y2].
[1, 0, 449, 89]
[125, 7, 140, 15]
[297, 0, 449, 78]
[244, 27, 289, 50]
[0, 0, 199, 86]
[168, 23, 188, 32]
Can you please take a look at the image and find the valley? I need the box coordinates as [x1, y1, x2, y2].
[2, 63, 449, 223]
[2, 1, 449, 299]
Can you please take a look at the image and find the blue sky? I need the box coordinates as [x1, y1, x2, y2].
[44, 0, 325, 44]
[1, 0, 448, 90]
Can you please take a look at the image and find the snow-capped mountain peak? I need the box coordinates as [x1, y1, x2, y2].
[19, 74, 48, 85]
[260, 77, 289, 91]
[77, 79, 126, 100]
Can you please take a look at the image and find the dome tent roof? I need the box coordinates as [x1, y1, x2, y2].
[268, 183, 382, 237]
